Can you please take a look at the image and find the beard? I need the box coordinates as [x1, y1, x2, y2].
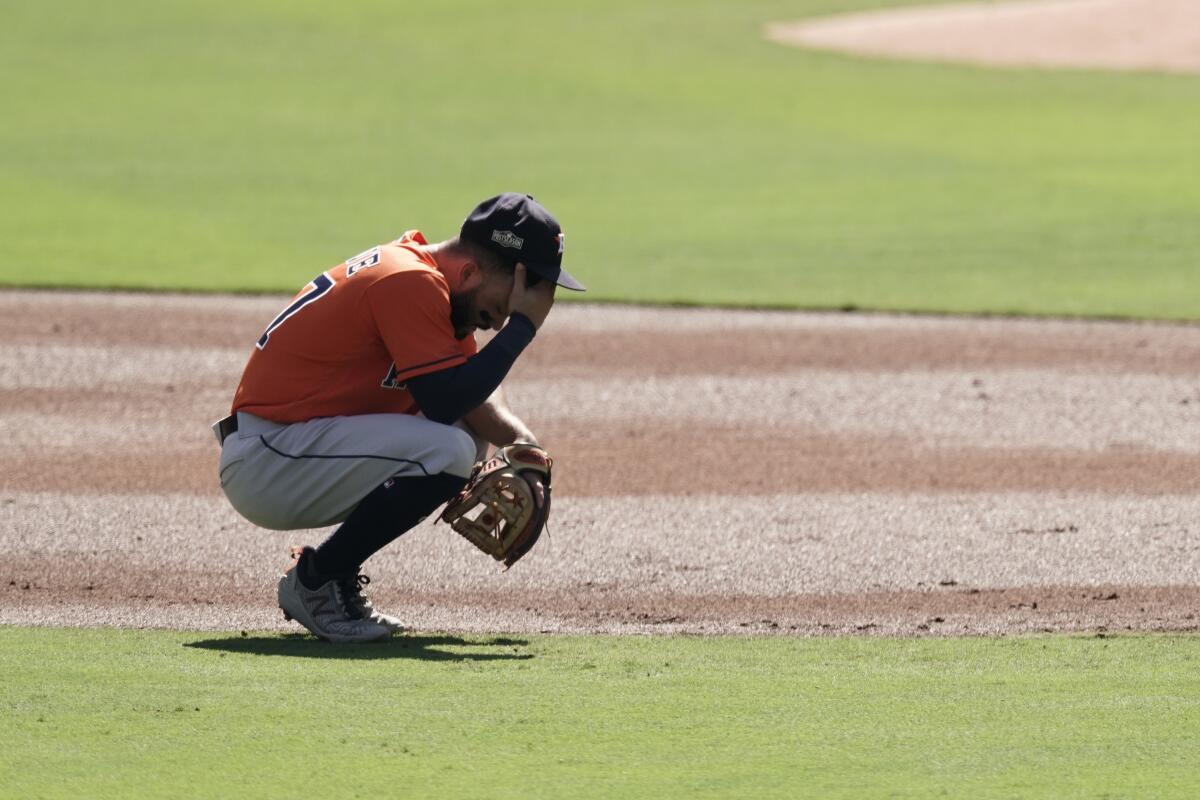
[449, 286, 477, 340]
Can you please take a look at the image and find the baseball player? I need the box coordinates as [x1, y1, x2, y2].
[213, 193, 584, 642]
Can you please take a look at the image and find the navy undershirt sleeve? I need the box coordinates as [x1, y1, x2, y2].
[405, 313, 536, 424]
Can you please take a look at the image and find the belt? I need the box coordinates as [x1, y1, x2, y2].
[212, 413, 239, 445]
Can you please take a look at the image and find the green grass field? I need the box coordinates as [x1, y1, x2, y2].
[3, 628, 1198, 799]
[3, 0, 1199, 317]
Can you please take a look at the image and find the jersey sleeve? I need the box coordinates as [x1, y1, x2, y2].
[366, 269, 470, 384]
[460, 330, 478, 358]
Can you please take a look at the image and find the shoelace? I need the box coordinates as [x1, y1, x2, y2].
[335, 573, 371, 620]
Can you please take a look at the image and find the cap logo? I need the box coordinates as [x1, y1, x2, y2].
[557, 233, 565, 256]
[491, 230, 524, 250]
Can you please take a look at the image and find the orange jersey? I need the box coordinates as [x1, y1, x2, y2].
[232, 231, 476, 423]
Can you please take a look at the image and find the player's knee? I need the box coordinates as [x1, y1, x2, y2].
[443, 426, 478, 478]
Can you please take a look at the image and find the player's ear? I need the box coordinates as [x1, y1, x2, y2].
[460, 260, 479, 286]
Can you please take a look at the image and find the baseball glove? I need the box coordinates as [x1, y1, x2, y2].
[439, 443, 552, 568]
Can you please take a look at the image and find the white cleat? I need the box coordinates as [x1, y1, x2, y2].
[346, 579, 406, 634]
[277, 548, 391, 643]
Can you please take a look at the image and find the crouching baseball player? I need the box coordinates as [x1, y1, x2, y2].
[213, 193, 584, 642]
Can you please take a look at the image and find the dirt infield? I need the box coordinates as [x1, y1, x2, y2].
[766, 0, 1200, 74]
[1, 290, 1197, 635]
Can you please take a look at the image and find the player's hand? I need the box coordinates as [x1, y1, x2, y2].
[507, 264, 556, 330]
[526, 474, 547, 509]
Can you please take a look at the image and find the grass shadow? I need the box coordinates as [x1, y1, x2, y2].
[184, 633, 532, 661]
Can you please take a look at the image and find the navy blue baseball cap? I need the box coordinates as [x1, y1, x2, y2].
[460, 193, 585, 291]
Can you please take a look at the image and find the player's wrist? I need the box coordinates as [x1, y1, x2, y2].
[507, 311, 538, 334]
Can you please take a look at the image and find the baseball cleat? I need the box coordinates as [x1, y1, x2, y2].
[343, 574, 406, 634]
[277, 547, 391, 643]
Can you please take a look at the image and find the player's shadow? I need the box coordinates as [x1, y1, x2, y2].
[184, 633, 533, 661]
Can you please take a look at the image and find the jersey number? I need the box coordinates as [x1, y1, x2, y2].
[346, 246, 381, 276]
[255, 272, 334, 350]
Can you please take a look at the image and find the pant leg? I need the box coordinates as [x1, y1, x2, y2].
[218, 412, 476, 530]
[454, 419, 491, 462]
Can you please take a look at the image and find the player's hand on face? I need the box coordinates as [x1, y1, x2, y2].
[507, 263, 556, 330]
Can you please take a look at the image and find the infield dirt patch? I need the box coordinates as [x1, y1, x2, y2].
[766, 0, 1200, 74]
[1, 291, 1197, 635]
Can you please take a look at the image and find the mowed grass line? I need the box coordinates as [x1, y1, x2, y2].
[1, 628, 1197, 799]
[3, 1, 1199, 318]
